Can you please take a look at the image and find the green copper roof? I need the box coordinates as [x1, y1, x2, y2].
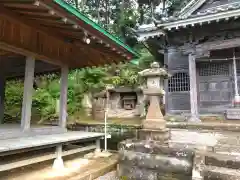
[54, 0, 140, 59]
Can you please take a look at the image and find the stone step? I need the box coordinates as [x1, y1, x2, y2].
[119, 139, 195, 159]
[214, 144, 240, 154]
[204, 151, 240, 170]
[118, 164, 191, 180]
[203, 165, 240, 180]
[119, 150, 192, 175]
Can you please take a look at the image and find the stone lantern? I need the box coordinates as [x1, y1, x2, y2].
[138, 62, 169, 142]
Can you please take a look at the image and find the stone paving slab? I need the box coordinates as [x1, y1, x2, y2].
[0, 131, 104, 153]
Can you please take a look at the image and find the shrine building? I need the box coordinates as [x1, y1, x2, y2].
[136, 0, 240, 121]
[0, 0, 139, 171]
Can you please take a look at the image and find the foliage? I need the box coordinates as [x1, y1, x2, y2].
[4, 80, 24, 122]
[4, 0, 170, 123]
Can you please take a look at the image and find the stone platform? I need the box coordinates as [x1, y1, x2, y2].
[118, 139, 195, 180]
[118, 128, 240, 180]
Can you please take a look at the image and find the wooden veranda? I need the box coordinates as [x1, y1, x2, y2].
[0, 0, 139, 171]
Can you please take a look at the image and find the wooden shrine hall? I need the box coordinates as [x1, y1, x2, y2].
[0, 0, 139, 171]
[136, 0, 240, 122]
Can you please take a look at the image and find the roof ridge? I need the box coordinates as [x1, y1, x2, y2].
[178, 0, 207, 18]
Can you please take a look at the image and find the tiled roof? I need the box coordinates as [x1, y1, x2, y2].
[137, 1, 240, 37]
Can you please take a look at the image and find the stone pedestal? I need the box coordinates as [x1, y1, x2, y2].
[139, 129, 170, 142]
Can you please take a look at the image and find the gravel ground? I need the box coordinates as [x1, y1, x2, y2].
[95, 171, 119, 180]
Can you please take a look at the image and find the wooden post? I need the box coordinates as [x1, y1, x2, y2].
[0, 58, 6, 124]
[53, 66, 68, 169]
[188, 53, 201, 122]
[59, 66, 68, 129]
[21, 56, 35, 131]
[0, 68, 6, 124]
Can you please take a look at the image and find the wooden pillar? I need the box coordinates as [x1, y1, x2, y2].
[0, 62, 6, 124]
[188, 53, 201, 122]
[21, 56, 35, 131]
[59, 66, 68, 129]
[53, 66, 68, 169]
[233, 53, 240, 105]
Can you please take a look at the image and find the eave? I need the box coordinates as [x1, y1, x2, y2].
[178, 0, 207, 18]
[136, 8, 240, 42]
[161, 8, 240, 30]
[0, 0, 140, 70]
[52, 0, 140, 59]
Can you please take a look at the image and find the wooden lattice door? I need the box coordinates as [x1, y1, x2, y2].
[198, 62, 233, 111]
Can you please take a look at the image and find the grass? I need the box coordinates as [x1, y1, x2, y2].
[68, 115, 142, 127]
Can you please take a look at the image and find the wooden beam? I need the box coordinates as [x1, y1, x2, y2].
[196, 37, 240, 52]
[0, 42, 62, 66]
[0, 144, 96, 172]
[3, 4, 45, 10]
[0, 7, 86, 67]
[21, 56, 35, 131]
[42, 0, 131, 56]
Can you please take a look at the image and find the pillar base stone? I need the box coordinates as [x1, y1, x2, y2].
[52, 157, 64, 170]
[188, 116, 201, 123]
[233, 95, 240, 108]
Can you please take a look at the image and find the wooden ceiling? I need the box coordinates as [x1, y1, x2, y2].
[0, 0, 135, 69]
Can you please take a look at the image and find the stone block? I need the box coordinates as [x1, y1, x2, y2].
[119, 150, 193, 175]
[226, 108, 240, 120]
[205, 152, 240, 170]
[203, 166, 240, 180]
[118, 139, 195, 160]
[118, 164, 191, 180]
[138, 129, 170, 142]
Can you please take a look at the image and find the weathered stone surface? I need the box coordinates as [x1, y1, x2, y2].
[119, 139, 195, 160]
[145, 97, 165, 129]
[139, 129, 170, 142]
[205, 152, 240, 170]
[203, 166, 240, 180]
[226, 108, 240, 120]
[119, 150, 193, 175]
[118, 164, 191, 180]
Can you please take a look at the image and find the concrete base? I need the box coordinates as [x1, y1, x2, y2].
[52, 157, 64, 170]
[139, 128, 170, 142]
